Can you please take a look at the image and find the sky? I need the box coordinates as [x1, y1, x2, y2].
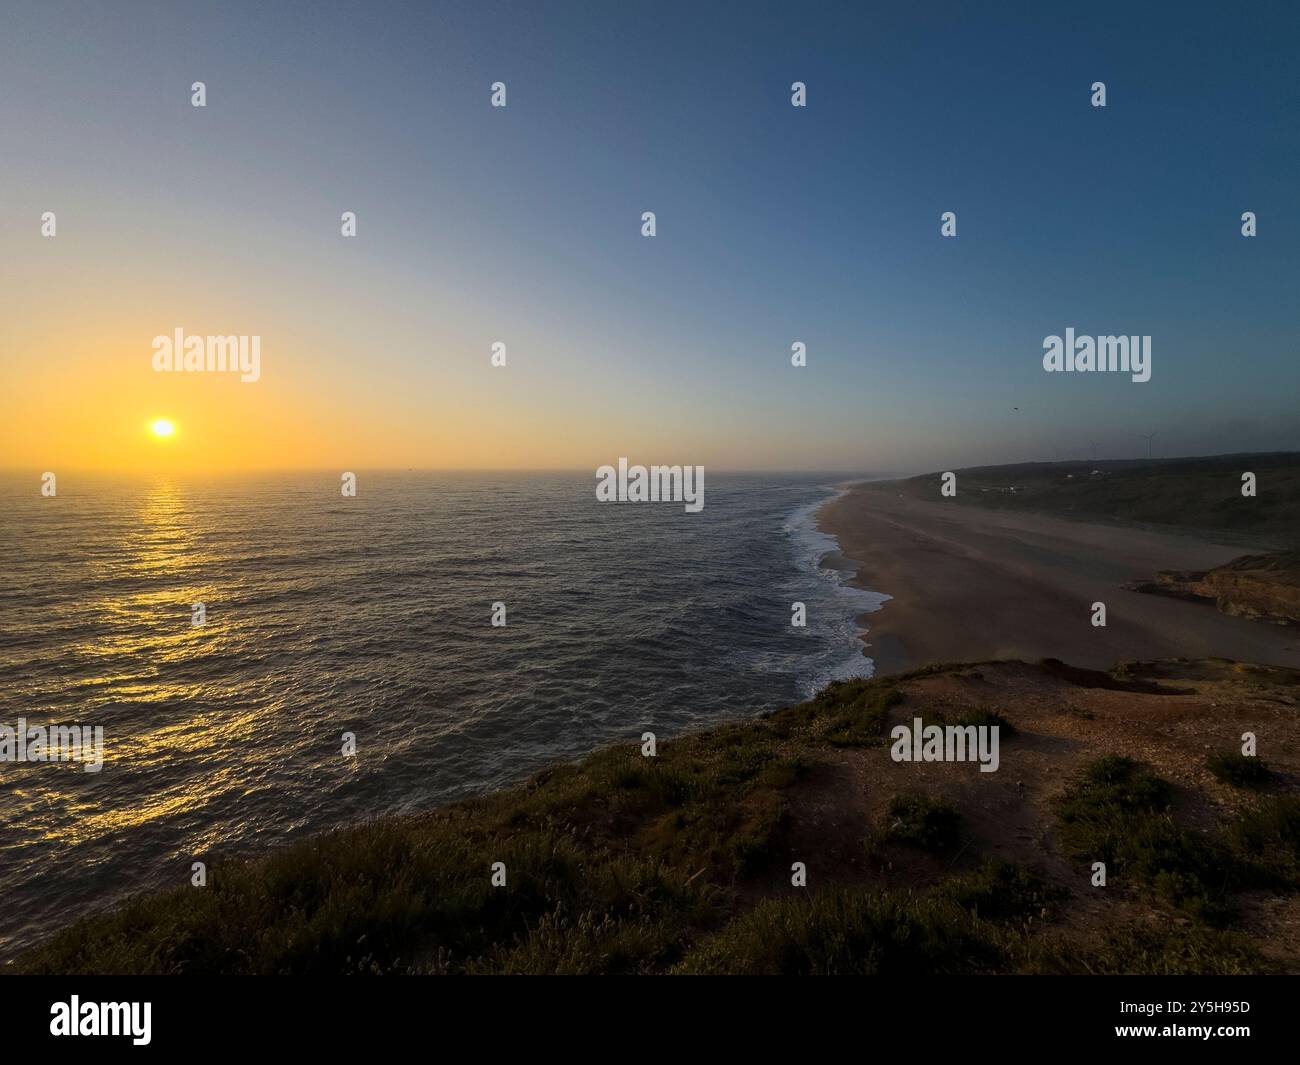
[1, 0, 1297, 473]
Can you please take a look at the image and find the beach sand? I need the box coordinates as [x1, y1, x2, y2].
[819, 483, 1300, 675]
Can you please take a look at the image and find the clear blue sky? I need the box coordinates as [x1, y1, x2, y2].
[2, 0, 1297, 472]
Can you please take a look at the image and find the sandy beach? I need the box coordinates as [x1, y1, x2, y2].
[819, 483, 1300, 675]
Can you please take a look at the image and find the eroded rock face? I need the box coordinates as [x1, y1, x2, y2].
[1127, 552, 1300, 626]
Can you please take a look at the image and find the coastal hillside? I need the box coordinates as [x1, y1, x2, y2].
[18, 658, 1300, 975]
[882, 452, 1300, 547]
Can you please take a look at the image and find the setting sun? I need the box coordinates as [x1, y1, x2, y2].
[150, 419, 176, 439]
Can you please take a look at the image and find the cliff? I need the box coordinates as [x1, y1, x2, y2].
[1128, 551, 1300, 626]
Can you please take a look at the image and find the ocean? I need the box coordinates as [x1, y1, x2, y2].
[0, 471, 886, 958]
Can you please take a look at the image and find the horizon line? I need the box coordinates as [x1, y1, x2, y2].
[3, 449, 1297, 479]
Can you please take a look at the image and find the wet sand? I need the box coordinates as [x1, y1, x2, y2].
[818, 483, 1300, 675]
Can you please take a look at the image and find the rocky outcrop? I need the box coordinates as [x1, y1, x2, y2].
[1127, 552, 1300, 626]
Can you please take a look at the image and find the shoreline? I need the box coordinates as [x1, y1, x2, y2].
[802, 486, 892, 681]
[816, 481, 1300, 675]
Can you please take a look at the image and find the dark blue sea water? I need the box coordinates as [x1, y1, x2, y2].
[0, 471, 885, 958]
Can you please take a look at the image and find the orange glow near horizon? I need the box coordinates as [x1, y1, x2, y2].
[0, 285, 873, 474]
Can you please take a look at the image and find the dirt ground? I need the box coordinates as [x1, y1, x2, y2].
[763, 657, 1300, 968]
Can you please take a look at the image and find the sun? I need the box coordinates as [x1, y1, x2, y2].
[150, 419, 176, 439]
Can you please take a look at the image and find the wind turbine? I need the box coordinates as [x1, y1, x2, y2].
[1139, 432, 1157, 459]
[1089, 441, 1101, 462]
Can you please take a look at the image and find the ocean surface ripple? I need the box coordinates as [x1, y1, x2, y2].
[0, 471, 883, 957]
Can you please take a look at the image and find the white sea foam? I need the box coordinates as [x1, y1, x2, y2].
[783, 487, 892, 695]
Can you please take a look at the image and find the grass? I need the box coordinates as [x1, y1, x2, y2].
[874, 792, 963, 851]
[1230, 795, 1300, 889]
[771, 679, 902, 747]
[13, 665, 1296, 976]
[884, 452, 1300, 546]
[939, 705, 1018, 737]
[17, 723, 808, 974]
[937, 859, 1065, 923]
[1052, 755, 1234, 922]
[674, 887, 1008, 975]
[18, 677, 892, 975]
[1206, 750, 1273, 789]
[1053, 755, 1300, 924]
[1027, 924, 1274, 976]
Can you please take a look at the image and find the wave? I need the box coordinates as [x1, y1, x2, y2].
[783, 488, 892, 694]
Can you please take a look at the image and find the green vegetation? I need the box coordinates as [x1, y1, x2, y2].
[771, 678, 901, 747]
[875, 792, 963, 851]
[1206, 750, 1273, 789]
[886, 452, 1300, 546]
[1053, 755, 1233, 922]
[18, 680, 895, 975]
[1230, 795, 1300, 889]
[937, 859, 1064, 922]
[1028, 924, 1274, 976]
[14, 665, 1296, 976]
[942, 706, 1018, 737]
[1053, 756, 1300, 924]
[675, 888, 1007, 975]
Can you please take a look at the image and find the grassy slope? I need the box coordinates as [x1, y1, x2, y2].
[879, 452, 1300, 547]
[16, 659, 1300, 975]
